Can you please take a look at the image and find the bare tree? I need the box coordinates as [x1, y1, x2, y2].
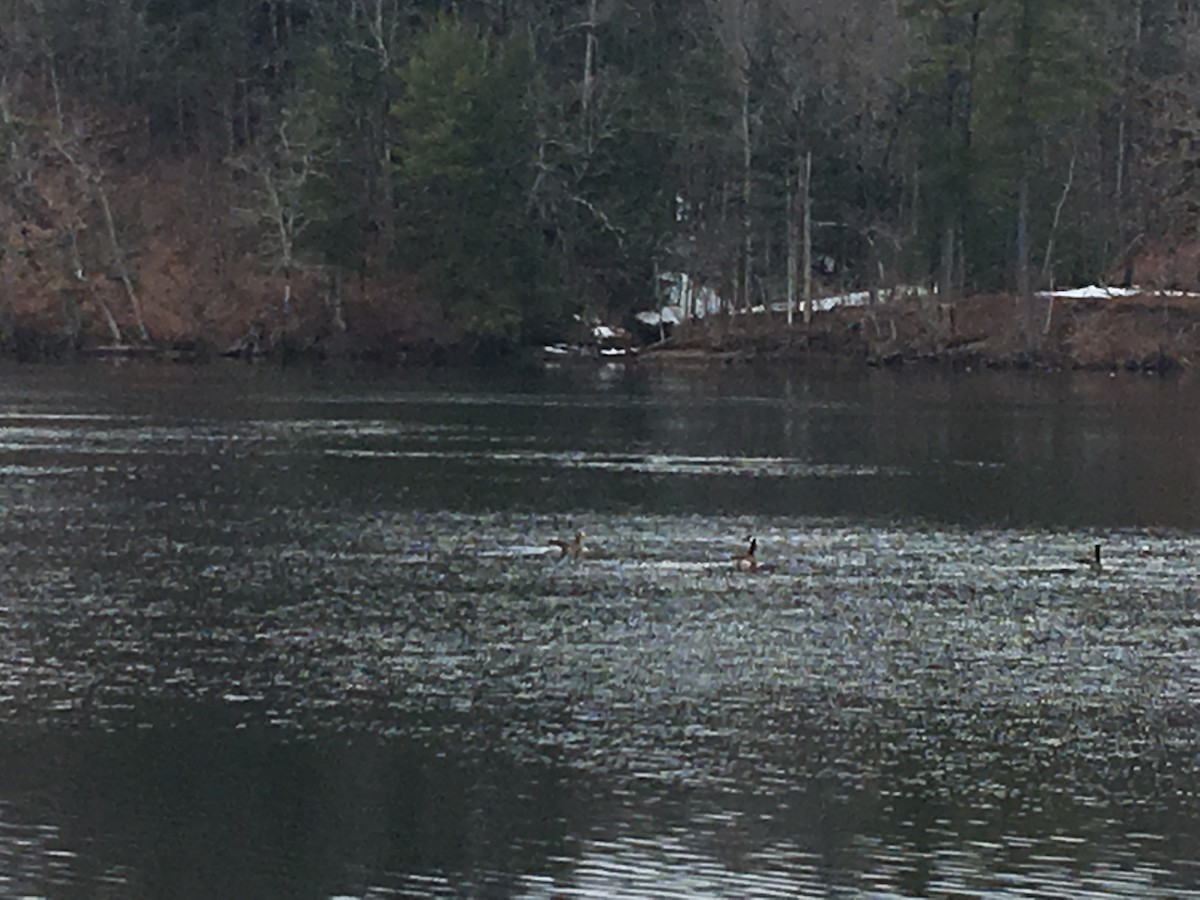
[706, 0, 762, 313]
[229, 103, 326, 313]
[0, 14, 134, 347]
[51, 126, 150, 342]
[770, 0, 908, 317]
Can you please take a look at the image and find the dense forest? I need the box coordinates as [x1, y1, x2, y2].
[1, 0, 1198, 359]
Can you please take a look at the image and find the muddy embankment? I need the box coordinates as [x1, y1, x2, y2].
[5, 286, 1197, 373]
[642, 292, 1200, 374]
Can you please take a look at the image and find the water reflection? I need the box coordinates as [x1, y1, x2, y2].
[0, 362, 1198, 896]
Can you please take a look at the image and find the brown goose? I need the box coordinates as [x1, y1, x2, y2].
[549, 529, 585, 560]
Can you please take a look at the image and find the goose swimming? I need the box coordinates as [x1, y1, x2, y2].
[549, 529, 585, 560]
[734, 535, 758, 572]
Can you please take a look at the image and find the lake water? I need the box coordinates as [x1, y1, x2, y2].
[0, 359, 1198, 898]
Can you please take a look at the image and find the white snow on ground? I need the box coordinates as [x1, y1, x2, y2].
[1038, 285, 1143, 299]
[660, 272, 937, 320]
[767, 291, 877, 314]
[1038, 284, 1200, 299]
[635, 306, 682, 327]
[555, 281, 1200, 360]
[637, 278, 1200, 340]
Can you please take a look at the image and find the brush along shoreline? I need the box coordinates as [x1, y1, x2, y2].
[2, 288, 1197, 374]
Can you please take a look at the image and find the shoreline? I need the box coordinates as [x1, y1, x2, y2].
[638, 292, 1200, 375]
[2, 291, 1197, 375]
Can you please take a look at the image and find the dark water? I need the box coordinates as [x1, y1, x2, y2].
[1, 360, 1199, 898]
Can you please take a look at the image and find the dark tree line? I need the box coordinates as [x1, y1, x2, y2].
[1, 0, 1197, 345]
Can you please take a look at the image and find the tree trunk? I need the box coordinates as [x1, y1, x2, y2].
[96, 184, 150, 341]
[909, 163, 920, 247]
[57, 137, 149, 342]
[802, 150, 813, 325]
[740, 75, 752, 313]
[260, 165, 298, 312]
[176, 77, 185, 139]
[1116, 115, 1125, 228]
[1012, 0, 1035, 330]
[67, 231, 123, 344]
[786, 169, 797, 327]
[46, 49, 64, 132]
[1016, 173, 1030, 301]
[1042, 148, 1076, 290]
[367, 0, 396, 261]
[939, 221, 955, 304]
[1014, 172, 1031, 342]
[335, 271, 347, 331]
[223, 97, 235, 157]
[582, 0, 597, 117]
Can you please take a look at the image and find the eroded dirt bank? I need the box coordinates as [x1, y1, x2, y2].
[4, 285, 1196, 373]
[644, 292, 1200, 374]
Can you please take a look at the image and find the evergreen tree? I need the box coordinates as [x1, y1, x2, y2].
[903, 0, 1107, 297]
[531, 0, 730, 318]
[903, 0, 987, 296]
[391, 15, 563, 342]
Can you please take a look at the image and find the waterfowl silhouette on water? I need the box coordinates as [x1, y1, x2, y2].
[549, 529, 585, 561]
[1022, 541, 1105, 577]
[734, 535, 758, 572]
[1078, 542, 1102, 573]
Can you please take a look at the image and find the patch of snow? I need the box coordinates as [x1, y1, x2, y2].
[592, 324, 618, 340]
[768, 291, 876, 314]
[1040, 285, 1200, 300]
[1038, 285, 1143, 299]
[815, 291, 872, 312]
[660, 273, 936, 320]
[635, 306, 682, 327]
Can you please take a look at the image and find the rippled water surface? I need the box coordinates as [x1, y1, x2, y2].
[1, 361, 1199, 897]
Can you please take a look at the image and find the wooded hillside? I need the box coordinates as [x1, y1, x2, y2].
[0, 0, 1196, 358]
